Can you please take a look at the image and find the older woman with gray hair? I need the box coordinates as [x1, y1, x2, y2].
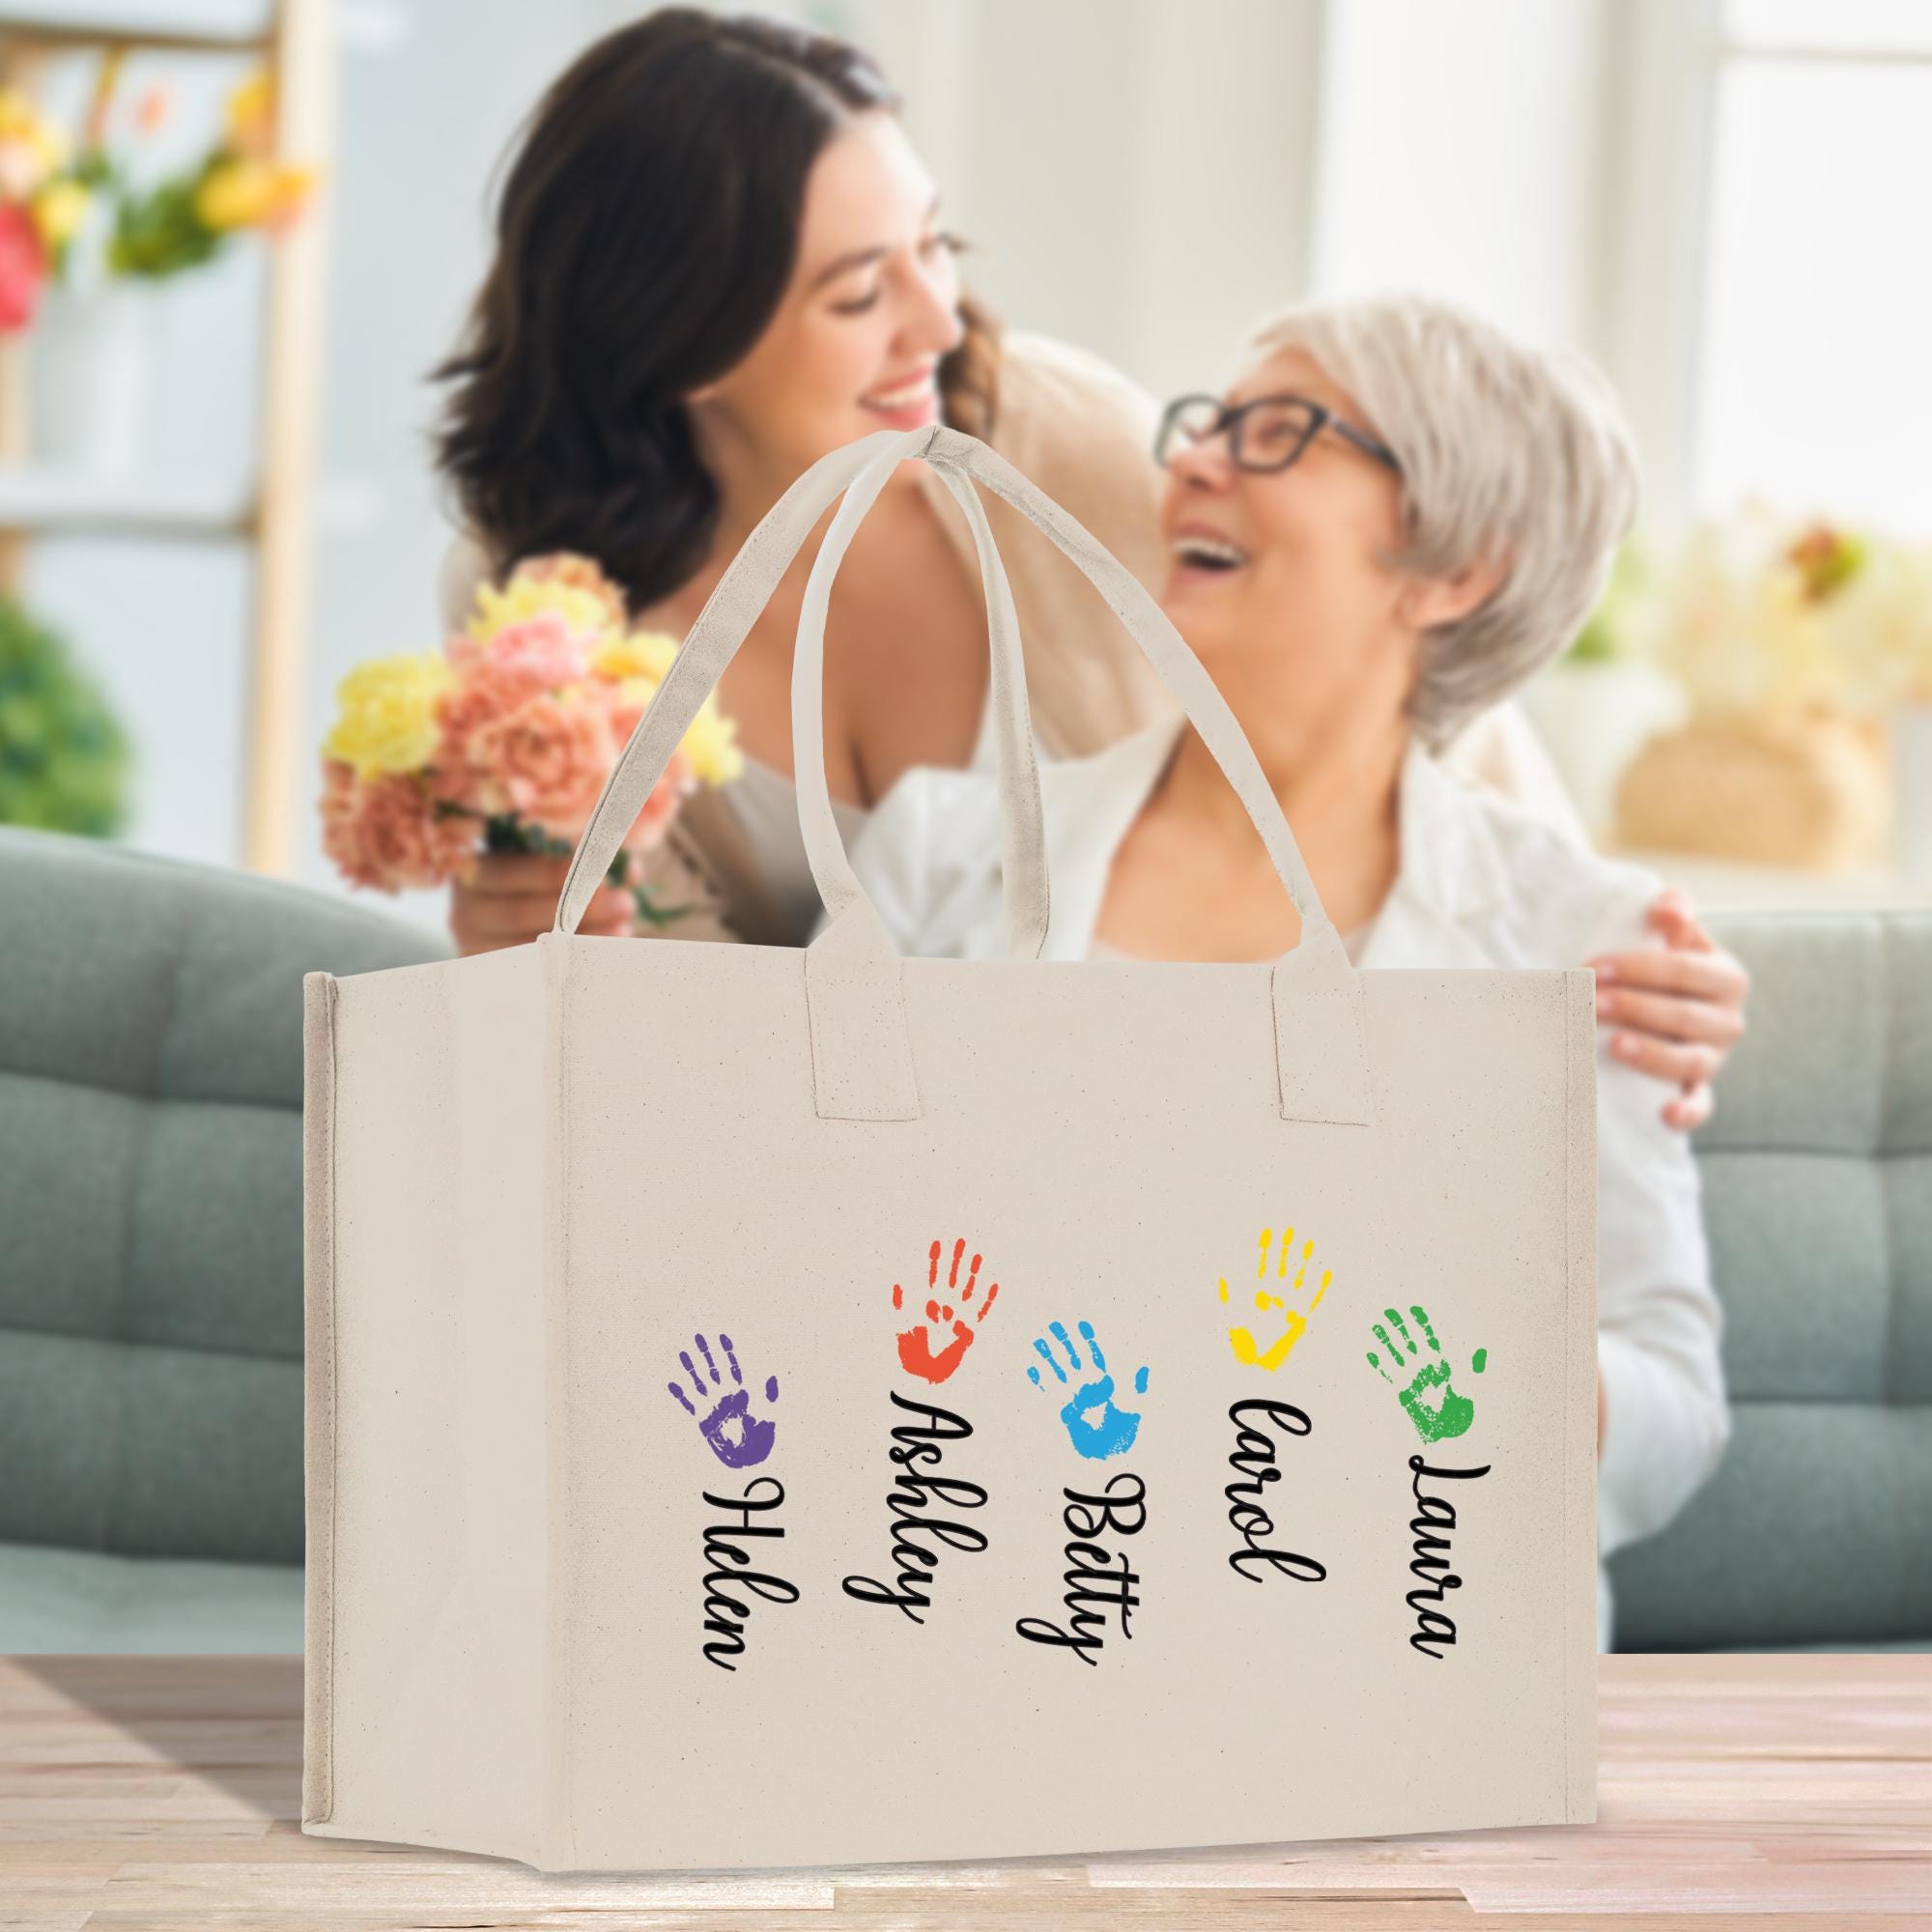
[844, 292, 1731, 1644]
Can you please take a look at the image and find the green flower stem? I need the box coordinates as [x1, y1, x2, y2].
[479, 811, 690, 927]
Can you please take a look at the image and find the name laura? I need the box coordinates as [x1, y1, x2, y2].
[1405, 1453, 1491, 1659]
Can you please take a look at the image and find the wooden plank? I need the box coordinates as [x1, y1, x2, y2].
[238, 0, 329, 875]
[0, 469, 254, 536]
[0, 1, 271, 51]
[0, 1655, 1922, 1924]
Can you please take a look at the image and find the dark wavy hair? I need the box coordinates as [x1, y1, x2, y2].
[433, 8, 1001, 613]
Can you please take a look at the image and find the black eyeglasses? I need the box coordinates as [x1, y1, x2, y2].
[1155, 392, 1402, 476]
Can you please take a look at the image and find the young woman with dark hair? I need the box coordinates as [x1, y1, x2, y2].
[430, 7, 1747, 1130]
[435, 7, 1167, 954]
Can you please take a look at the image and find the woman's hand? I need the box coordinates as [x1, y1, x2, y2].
[1588, 888, 1749, 1132]
[450, 852, 635, 955]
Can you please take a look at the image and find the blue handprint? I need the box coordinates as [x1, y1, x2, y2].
[1026, 1318, 1150, 1461]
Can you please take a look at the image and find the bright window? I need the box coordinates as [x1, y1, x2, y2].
[1691, 1, 1932, 531]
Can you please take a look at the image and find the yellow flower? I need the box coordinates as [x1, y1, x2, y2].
[609, 668, 742, 787]
[323, 653, 453, 780]
[0, 87, 67, 199]
[195, 157, 314, 233]
[468, 572, 623, 648]
[590, 630, 678, 684]
[224, 70, 275, 158]
[680, 698, 745, 786]
[508, 553, 628, 623]
[30, 179, 88, 253]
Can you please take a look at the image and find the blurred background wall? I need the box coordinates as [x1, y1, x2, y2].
[8, 0, 1929, 918]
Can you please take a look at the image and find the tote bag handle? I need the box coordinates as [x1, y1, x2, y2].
[554, 425, 1375, 1131]
[555, 429, 1051, 958]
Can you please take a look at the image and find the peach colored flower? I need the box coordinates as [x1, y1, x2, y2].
[448, 609, 586, 692]
[467, 565, 622, 650]
[513, 553, 629, 626]
[621, 749, 696, 854]
[600, 663, 741, 787]
[319, 757, 478, 893]
[598, 685, 696, 850]
[433, 657, 537, 803]
[469, 691, 614, 838]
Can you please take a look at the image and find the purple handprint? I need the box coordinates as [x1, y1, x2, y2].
[668, 1332, 780, 1469]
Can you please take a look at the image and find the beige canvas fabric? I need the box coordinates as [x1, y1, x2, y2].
[305, 425, 1599, 1873]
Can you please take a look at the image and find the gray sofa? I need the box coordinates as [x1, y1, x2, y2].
[1607, 907, 1932, 1650]
[0, 826, 1925, 1651]
[0, 827, 441, 1652]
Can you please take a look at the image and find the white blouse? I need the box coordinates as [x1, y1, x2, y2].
[724, 757, 869, 940]
[834, 720, 1732, 1649]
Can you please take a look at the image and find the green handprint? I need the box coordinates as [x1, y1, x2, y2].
[1367, 1305, 1487, 1443]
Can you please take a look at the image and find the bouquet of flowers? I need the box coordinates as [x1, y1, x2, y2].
[99, 66, 313, 280]
[0, 87, 82, 331]
[0, 59, 312, 331]
[320, 554, 741, 923]
[1634, 507, 1932, 723]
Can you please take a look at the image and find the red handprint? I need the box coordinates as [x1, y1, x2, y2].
[893, 1236, 1000, 1384]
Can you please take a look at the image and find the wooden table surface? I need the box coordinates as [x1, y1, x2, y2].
[0, 1653, 1925, 1930]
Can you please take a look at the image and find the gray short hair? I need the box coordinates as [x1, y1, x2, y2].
[1242, 293, 1639, 749]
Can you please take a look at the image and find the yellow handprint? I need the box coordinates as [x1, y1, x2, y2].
[1218, 1225, 1332, 1372]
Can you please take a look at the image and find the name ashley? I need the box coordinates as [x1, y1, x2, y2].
[699, 1477, 800, 1671]
[841, 1390, 988, 1621]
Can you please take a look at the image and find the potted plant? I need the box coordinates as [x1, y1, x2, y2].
[19, 57, 314, 476]
[0, 594, 130, 837]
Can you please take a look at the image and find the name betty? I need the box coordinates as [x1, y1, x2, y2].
[1017, 1472, 1147, 1663]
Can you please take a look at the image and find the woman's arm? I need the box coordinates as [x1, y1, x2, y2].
[1585, 898, 1733, 1557]
[449, 851, 638, 952]
[1590, 889, 1750, 1130]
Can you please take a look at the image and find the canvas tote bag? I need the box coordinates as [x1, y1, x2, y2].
[302, 424, 1599, 1873]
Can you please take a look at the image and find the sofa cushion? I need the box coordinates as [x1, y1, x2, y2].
[0, 1541, 302, 1654]
[1608, 909, 1932, 1650]
[0, 829, 445, 1568]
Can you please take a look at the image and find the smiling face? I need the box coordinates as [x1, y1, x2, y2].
[1160, 346, 1429, 731]
[685, 111, 966, 473]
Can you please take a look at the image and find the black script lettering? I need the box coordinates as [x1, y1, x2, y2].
[841, 1389, 988, 1622]
[1404, 1454, 1492, 1660]
[1017, 1472, 1147, 1663]
[699, 1477, 800, 1671]
[1225, 1398, 1327, 1586]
